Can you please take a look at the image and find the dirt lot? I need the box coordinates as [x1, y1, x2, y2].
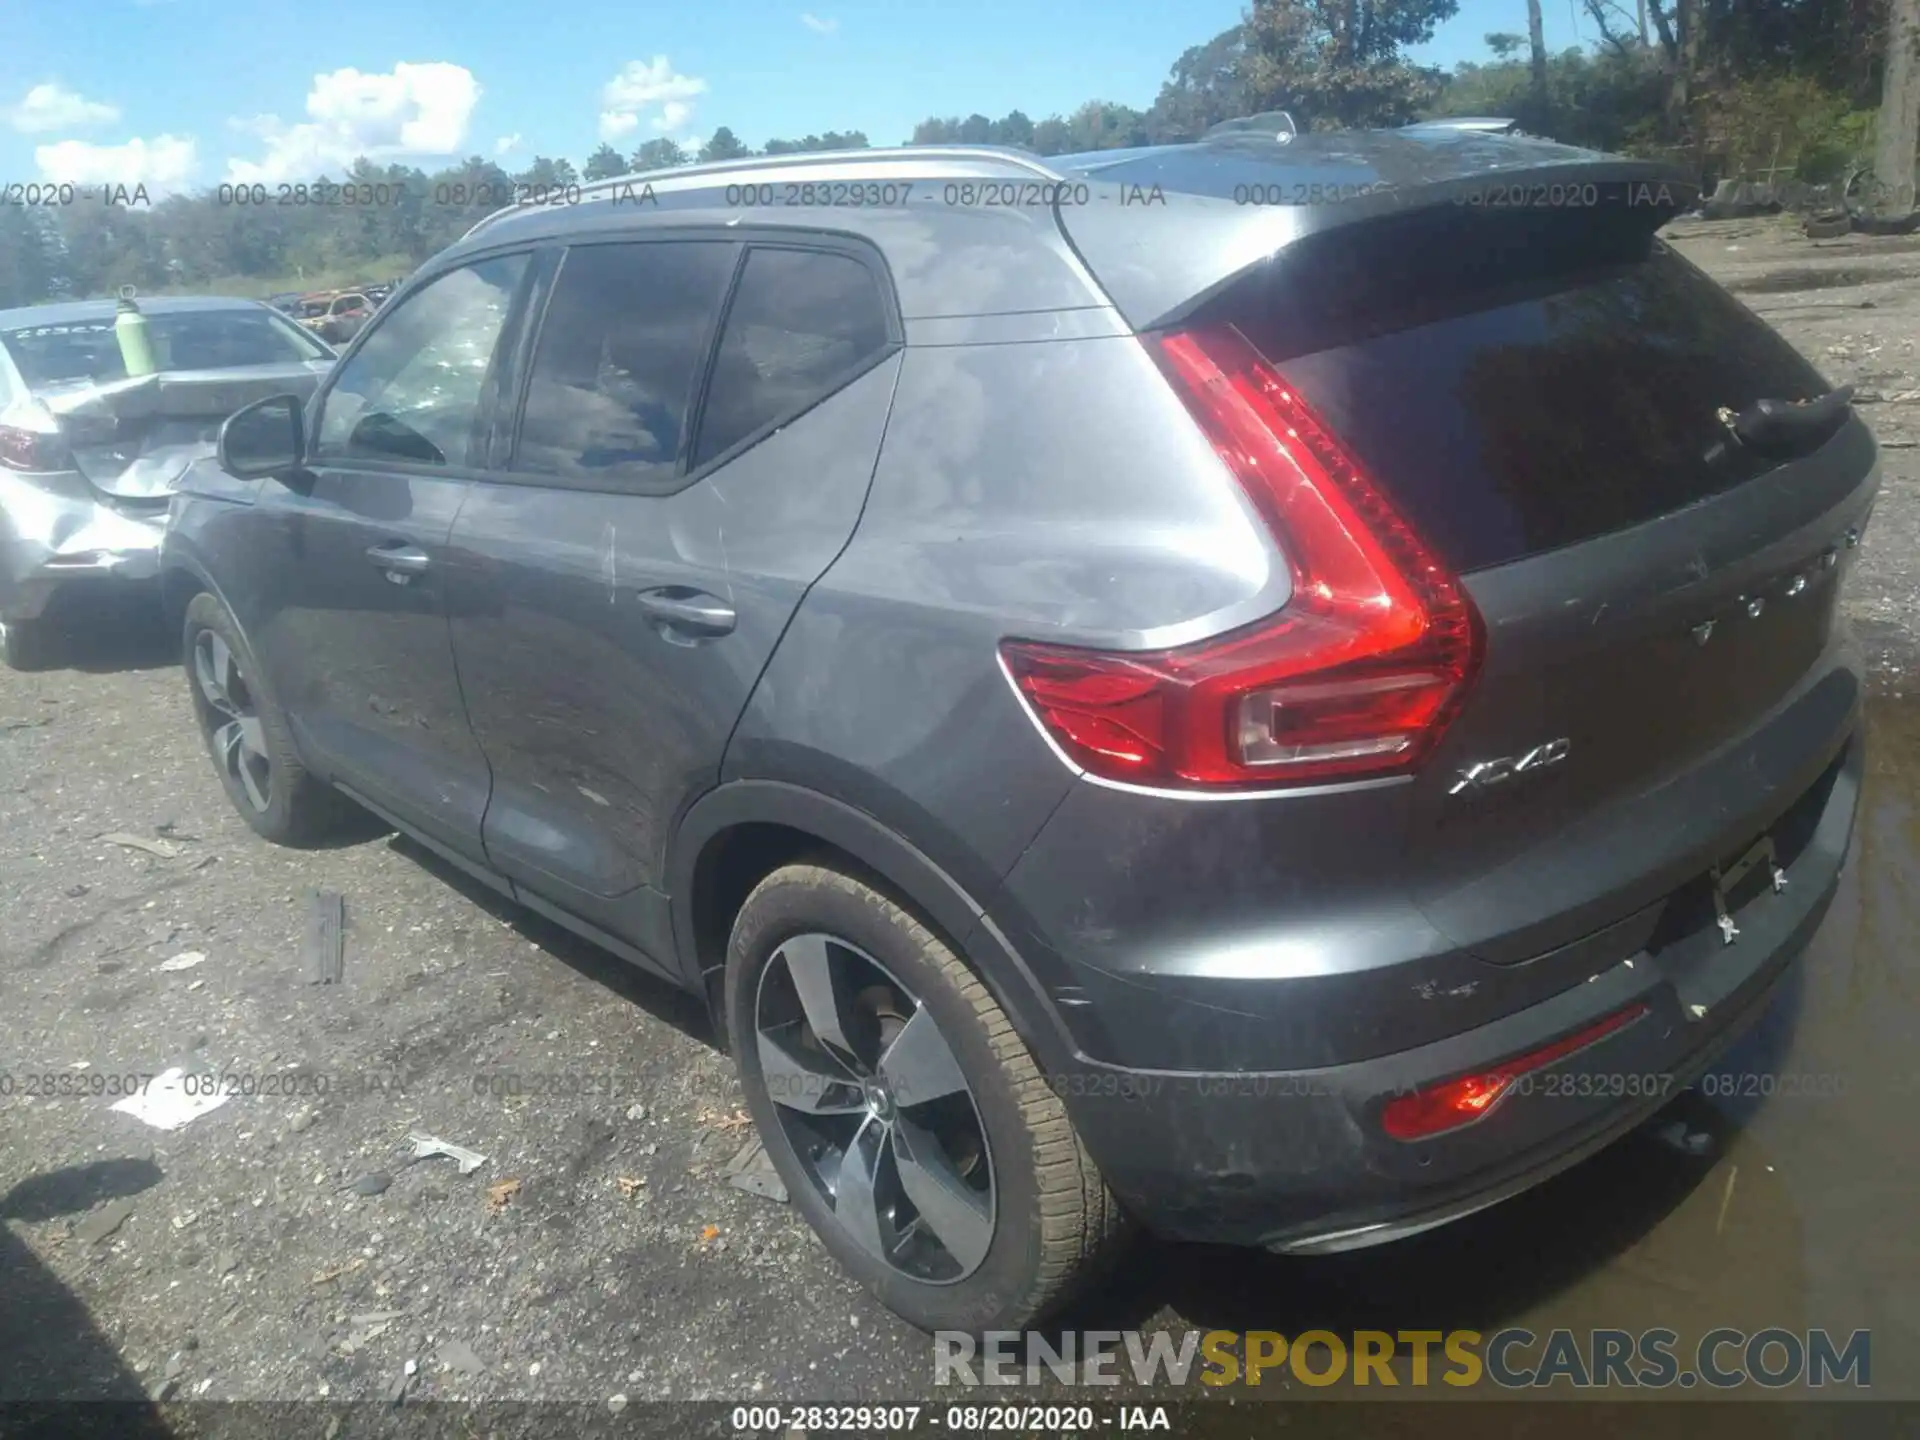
[3, 216, 1920, 1420]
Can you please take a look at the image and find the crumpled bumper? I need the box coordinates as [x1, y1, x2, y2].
[0, 473, 165, 620]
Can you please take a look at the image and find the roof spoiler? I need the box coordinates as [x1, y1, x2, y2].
[1052, 155, 1696, 331]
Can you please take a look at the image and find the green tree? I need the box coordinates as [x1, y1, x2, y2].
[0, 206, 53, 308]
[763, 132, 868, 153]
[1031, 116, 1074, 153]
[514, 156, 579, 187]
[990, 110, 1036, 147]
[1145, 25, 1249, 140]
[698, 126, 754, 162]
[631, 138, 690, 170]
[1242, 0, 1462, 129]
[910, 117, 960, 143]
[582, 143, 628, 181]
[1064, 100, 1150, 151]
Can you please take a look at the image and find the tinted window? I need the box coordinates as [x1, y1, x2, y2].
[692, 247, 891, 468]
[2, 307, 327, 388]
[315, 253, 527, 468]
[1223, 205, 1827, 572]
[513, 242, 735, 488]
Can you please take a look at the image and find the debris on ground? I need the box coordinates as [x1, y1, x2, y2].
[698, 1224, 720, 1245]
[311, 1257, 368, 1286]
[72, 1197, 137, 1245]
[101, 832, 183, 859]
[616, 1176, 646, 1199]
[699, 1107, 752, 1132]
[724, 1136, 789, 1204]
[305, 890, 346, 985]
[437, 1339, 486, 1375]
[109, 1064, 232, 1131]
[159, 950, 207, 972]
[486, 1178, 521, 1213]
[340, 1314, 399, 1354]
[408, 1132, 488, 1175]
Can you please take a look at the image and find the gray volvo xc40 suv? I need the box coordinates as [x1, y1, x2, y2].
[165, 130, 1877, 1333]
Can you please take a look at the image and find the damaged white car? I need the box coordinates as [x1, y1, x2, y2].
[0, 293, 334, 669]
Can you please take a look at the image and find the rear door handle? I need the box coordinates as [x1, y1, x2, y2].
[365, 542, 431, 579]
[634, 586, 736, 638]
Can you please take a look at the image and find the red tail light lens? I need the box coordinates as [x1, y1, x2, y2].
[1380, 1002, 1650, 1142]
[999, 324, 1481, 790]
[0, 422, 71, 473]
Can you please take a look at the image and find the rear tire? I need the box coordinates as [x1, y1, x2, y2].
[725, 862, 1129, 1332]
[182, 592, 362, 846]
[0, 616, 58, 672]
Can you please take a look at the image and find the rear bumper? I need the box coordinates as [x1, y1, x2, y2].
[1048, 726, 1860, 1248]
[0, 474, 165, 620]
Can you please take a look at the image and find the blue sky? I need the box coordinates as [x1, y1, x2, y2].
[2, 0, 1594, 191]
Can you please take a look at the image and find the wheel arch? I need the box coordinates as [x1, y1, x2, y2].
[159, 540, 248, 654]
[669, 780, 1081, 1077]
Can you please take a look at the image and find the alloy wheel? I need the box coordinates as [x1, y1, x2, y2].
[193, 629, 272, 813]
[754, 932, 996, 1283]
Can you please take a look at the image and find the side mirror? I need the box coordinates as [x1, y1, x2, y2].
[219, 394, 307, 478]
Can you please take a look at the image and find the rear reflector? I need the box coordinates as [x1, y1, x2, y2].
[999, 324, 1481, 790]
[1379, 1002, 1651, 1142]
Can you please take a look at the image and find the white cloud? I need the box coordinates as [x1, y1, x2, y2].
[800, 12, 838, 33]
[225, 62, 480, 184]
[36, 134, 196, 188]
[598, 110, 639, 143]
[494, 132, 523, 155]
[598, 57, 705, 145]
[7, 82, 121, 134]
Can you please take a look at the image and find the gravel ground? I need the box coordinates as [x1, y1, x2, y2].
[3, 217, 1919, 1420]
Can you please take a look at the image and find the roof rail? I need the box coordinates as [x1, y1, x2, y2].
[462, 145, 1068, 241]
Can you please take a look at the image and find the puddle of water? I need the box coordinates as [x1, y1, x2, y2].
[1462, 695, 1920, 1383]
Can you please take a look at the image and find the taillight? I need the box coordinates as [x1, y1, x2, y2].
[999, 324, 1481, 790]
[1379, 1002, 1650, 1142]
[0, 421, 71, 473]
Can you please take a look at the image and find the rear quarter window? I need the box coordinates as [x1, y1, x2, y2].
[691, 246, 893, 470]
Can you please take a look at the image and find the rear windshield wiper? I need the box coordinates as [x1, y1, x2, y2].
[1717, 385, 1855, 460]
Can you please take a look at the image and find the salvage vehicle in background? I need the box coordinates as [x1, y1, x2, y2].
[312, 293, 374, 346]
[168, 130, 1875, 1333]
[0, 293, 334, 669]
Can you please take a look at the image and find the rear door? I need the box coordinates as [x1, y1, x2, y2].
[445, 234, 902, 953]
[1218, 199, 1877, 958]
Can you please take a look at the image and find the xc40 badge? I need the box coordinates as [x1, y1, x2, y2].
[1448, 738, 1571, 797]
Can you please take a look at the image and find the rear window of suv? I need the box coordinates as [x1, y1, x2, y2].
[1218, 204, 1830, 573]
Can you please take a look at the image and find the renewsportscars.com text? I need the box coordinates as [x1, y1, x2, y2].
[934, 1327, 1870, 1390]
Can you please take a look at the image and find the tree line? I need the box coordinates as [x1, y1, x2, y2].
[0, 0, 1910, 307]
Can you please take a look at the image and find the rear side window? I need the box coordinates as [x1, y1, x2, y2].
[692, 247, 892, 469]
[513, 241, 735, 489]
[1221, 207, 1829, 572]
